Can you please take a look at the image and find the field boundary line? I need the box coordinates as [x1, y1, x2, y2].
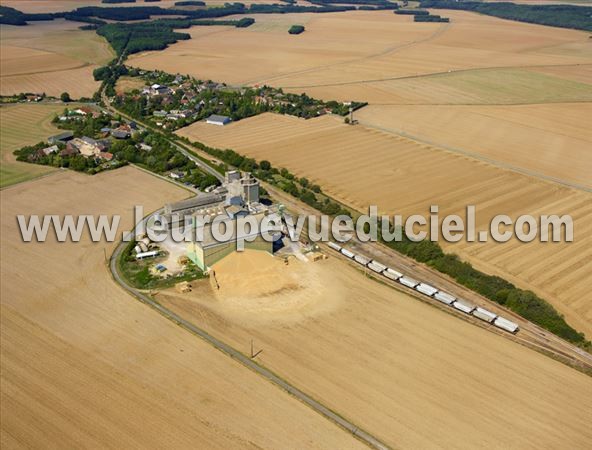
[0, 167, 63, 191]
[1, 62, 93, 78]
[279, 63, 592, 89]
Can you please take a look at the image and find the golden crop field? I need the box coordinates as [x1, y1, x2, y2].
[303, 66, 592, 105]
[0, 103, 72, 188]
[355, 102, 592, 189]
[128, 10, 592, 102]
[178, 112, 592, 339]
[0, 19, 113, 98]
[128, 11, 438, 86]
[0, 167, 365, 449]
[157, 250, 592, 449]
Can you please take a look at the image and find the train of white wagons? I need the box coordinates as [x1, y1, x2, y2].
[327, 242, 519, 334]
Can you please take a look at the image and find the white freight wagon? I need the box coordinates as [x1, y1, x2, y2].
[341, 248, 355, 259]
[399, 276, 419, 289]
[370, 260, 388, 272]
[367, 262, 385, 274]
[493, 317, 519, 333]
[416, 283, 438, 297]
[434, 291, 456, 305]
[328, 241, 342, 252]
[383, 268, 403, 281]
[136, 250, 159, 260]
[472, 307, 497, 323]
[354, 254, 370, 266]
[452, 300, 475, 314]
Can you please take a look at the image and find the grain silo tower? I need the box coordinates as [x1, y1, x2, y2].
[241, 172, 260, 204]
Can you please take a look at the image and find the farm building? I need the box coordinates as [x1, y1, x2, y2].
[206, 114, 232, 126]
[47, 131, 73, 144]
[66, 137, 104, 158]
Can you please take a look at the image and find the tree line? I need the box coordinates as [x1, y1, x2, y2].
[420, 1, 592, 31]
[307, 0, 399, 9]
[0, 6, 56, 25]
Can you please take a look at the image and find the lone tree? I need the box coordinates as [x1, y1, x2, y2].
[288, 25, 305, 35]
[60, 92, 72, 103]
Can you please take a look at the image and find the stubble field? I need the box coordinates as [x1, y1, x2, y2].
[355, 102, 592, 189]
[178, 113, 592, 339]
[0, 167, 365, 449]
[128, 10, 592, 102]
[157, 249, 592, 449]
[0, 103, 71, 187]
[0, 19, 114, 98]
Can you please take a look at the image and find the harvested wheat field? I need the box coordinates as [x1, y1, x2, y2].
[0, 167, 364, 449]
[0, 19, 113, 98]
[0, 103, 71, 187]
[128, 10, 592, 103]
[178, 113, 592, 339]
[128, 11, 443, 86]
[308, 66, 592, 105]
[355, 102, 592, 189]
[270, 10, 592, 102]
[158, 250, 592, 449]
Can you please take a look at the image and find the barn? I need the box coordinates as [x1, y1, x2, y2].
[206, 114, 232, 126]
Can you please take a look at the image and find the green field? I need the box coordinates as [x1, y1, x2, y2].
[0, 103, 72, 188]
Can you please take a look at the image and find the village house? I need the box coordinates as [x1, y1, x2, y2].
[59, 146, 79, 157]
[25, 94, 42, 102]
[169, 171, 185, 180]
[149, 84, 173, 96]
[28, 144, 59, 162]
[138, 143, 153, 152]
[72, 106, 96, 116]
[98, 152, 113, 161]
[41, 145, 59, 156]
[111, 124, 132, 139]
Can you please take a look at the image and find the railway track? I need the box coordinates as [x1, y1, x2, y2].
[263, 182, 592, 373]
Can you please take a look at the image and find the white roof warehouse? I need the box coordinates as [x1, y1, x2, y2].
[206, 114, 232, 126]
